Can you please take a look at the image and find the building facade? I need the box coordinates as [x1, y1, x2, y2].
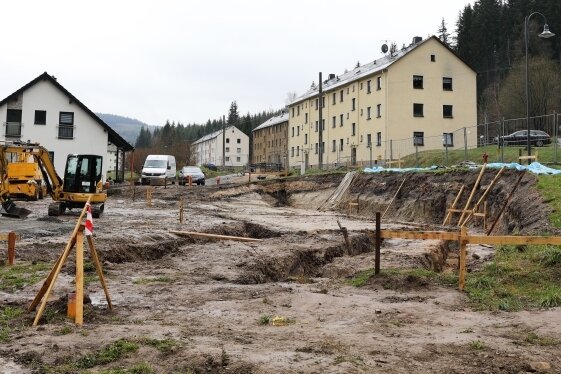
[193, 126, 249, 167]
[0, 72, 133, 181]
[286, 36, 477, 168]
[252, 113, 289, 167]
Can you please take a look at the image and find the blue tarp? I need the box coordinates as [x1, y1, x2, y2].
[363, 162, 561, 175]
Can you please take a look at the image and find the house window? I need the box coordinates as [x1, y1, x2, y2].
[34, 110, 47, 125]
[58, 111, 74, 139]
[315, 143, 318, 154]
[367, 134, 372, 147]
[367, 107, 372, 120]
[5, 109, 22, 137]
[377, 76, 381, 90]
[237, 138, 241, 143]
[413, 131, 424, 146]
[332, 139, 336, 152]
[351, 123, 356, 136]
[305, 134, 308, 144]
[351, 98, 356, 111]
[367, 80, 371, 94]
[376, 104, 381, 118]
[340, 114, 343, 127]
[305, 113, 308, 123]
[236, 156, 241, 162]
[431, 54, 436, 62]
[413, 103, 424, 117]
[226, 138, 230, 143]
[332, 93, 336, 105]
[339, 139, 344, 151]
[443, 105, 453, 118]
[237, 148, 241, 153]
[443, 77, 453, 91]
[413, 75, 423, 89]
[443, 133, 454, 147]
[340, 90, 344, 102]
[376, 132, 382, 146]
[225, 147, 230, 152]
[332, 116, 336, 128]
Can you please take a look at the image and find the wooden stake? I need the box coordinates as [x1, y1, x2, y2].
[461, 167, 505, 227]
[459, 226, 468, 291]
[170, 230, 263, 242]
[179, 197, 184, 223]
[375, 212, 381, 274]
[486, 172, 525, 235]
[458, 164, 486, 226]
[75, 228, 84, 326]
[443, 185, 465, 225]
[336, 220, 351, 254]
[146, 187, 152, 207]
[7, 232, 16, 266]
[87, 235, 113, 310]
[382, 176, 407, 218]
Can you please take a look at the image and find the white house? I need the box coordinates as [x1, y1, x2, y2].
[0, 72, 134, 181]
[193, 126, 249, 167]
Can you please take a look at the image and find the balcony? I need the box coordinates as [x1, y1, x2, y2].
[4, 122, 22, 138]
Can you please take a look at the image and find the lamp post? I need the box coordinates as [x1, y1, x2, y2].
[525, 12, 555, 157]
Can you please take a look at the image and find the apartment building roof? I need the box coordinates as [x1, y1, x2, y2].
[192, 125, 245, 145]
[289, 36, 472, 106]
[252, 113, 289, 132]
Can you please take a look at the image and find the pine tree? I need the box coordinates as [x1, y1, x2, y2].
[438, 18, 451, 46]
[227, 101, 240, 128]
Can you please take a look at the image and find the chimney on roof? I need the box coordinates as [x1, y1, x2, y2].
[328, 73, 336, 80]
[412, 36, 422, 44]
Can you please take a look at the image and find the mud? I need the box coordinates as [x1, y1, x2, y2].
[0, 170, 560, 373]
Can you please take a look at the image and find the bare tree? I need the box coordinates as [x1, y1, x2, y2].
[285, 91, 298, 105]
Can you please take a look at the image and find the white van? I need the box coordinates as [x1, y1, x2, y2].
[140, 155, 176, 185]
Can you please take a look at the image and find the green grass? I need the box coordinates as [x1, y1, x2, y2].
[469, 340, 486, 350]
[133, 276, 173, 285]
[465, 245, 561, 311]
[0, 262, 50, 292]
[0, 305, 25, 342]
[98, 363, 155, 374]
[258, 315, 271, 325]
[140, 337, 180, 354]
[537, 174, 561, 227]
[75, 339, 139, 369]
[347, 268, 457, 288]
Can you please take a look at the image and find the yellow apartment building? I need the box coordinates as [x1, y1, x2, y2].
[252, 112, 289, 167]
[287, 36, 477, 169]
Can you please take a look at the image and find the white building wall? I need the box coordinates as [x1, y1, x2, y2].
[1, 80, 110, 180]
[194, 126, 249, 167]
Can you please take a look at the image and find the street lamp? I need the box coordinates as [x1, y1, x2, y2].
[525, 12, 555, 157]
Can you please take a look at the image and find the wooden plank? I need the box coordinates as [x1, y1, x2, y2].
[382, 176, 407, 218]
[380, 230, 460, 241]
[170, 230, 263, 242]
[486, 172, 525, 235]
[87, 235, 113, 310]
[458, 164, 486, 226]
[467, 235, 561, 245]
[461, 167, 505, 227]
[7, 232, 16, 265]
[0, 233, 21, 241]
[75, 229, 84, 326]
[459, 226, 468, 291]
[337, 220, 352, 254]
[443, 185, 465, 225]
[375, 212, 381, 274]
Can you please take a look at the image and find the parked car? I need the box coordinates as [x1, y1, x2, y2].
[203, 163, 217, 171]
[496, 130, 551, 147]
[179, 166, 205, 185]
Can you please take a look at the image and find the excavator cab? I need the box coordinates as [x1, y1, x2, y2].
[63, 155, 102, 194]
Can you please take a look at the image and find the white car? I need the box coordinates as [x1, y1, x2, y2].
[179, 166, 205, 185]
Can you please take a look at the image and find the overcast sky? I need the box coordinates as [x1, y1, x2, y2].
[1, 0, 472, 126]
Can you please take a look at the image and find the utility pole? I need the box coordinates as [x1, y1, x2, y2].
[318, 72, 323, 170]
[222, 115, 226, 168]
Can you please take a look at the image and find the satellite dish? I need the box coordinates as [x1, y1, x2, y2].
[381, 44, 388, 53]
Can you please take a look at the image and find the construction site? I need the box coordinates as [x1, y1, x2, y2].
[1, 166, 561, 373]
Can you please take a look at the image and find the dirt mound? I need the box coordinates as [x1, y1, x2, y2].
[100, 234, 183, 263]
[206, 222, 282, 239]
[361, 272, 433, 292]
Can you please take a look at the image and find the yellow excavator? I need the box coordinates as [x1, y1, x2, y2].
[1, 141, 106, 218]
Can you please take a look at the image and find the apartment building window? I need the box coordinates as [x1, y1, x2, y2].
[297, 106, 300, 116]
[237, 157, 241, 162]
[413, 103, 424, 117]
[225, 147, 230, 152]
[339, 114, 344, 127]
[376, 104, 381, 118]
[237, 148, 241, 153]
[297, 146, 300, 156]
[443, 105, 453, 118]
[443, 132, 454, 147]
[34, 110, 47, 125]
[315, 121, 319, 132]
[332, 116, 336, 128]
[322, 119, 325, 131]
[360, 82, 363, 90]
[431, 54, 436, 62]
[332, 139, 336, 152]
[340, 90, 344, 102]
[315, 98, 319, 109]
[58, 111, 74, 139]
[225, 156, 230, 162]
[305, 134, 308, 144]
[351, 98, 356, 111]
[413, 75, 424, 89]
[443, 77, 453, 91]
[339, 139, 344, 151]
[292, 107, 295, 117]
[226, 138, 230, 143]
[413, 131, 425, 146]
[377, 132, 382, 146]
[367, 134, 372, 147]
[305, 113, 308, 123]
[291, 127, 294, 137]
[367, 107, 372, 120]
[297, 127, 300, 136]
[322, 142, 325, 154]
[332, 92, 336, 105]
[367, 80, 372, 94]
[322, 97, 325, 108]
[315, 143, 318, 154]
[237, 138, 241, 143]
[291, 147, 294, 157]
[352, 123, 356, 136]
[377, 76, 381, 90]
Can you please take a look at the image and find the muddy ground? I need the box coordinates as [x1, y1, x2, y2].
[1, 170, 560, 373]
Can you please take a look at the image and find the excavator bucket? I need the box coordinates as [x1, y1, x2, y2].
[1, 199, 32, 218]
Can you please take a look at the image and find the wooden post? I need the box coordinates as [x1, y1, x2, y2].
[375, 212, 381, 274]
[7, 232, 16, 266]
[336, 220, 352, 254]
[75, 227, 84, 326]
[486, 172, 525, 235]
[179, 197, 184, 223]
[459, 226, 468, 291]
[461, 167, 505, 227]
[483, 201, 487, 230]
[188, 175, 192, 187]
[86, 235, 113, 310]
[382, 176, 407, 218]
[458, 164, 486, 226]
[443, 185, 465, 225]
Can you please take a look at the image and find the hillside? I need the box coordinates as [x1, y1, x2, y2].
[97, 113, 157, 144]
